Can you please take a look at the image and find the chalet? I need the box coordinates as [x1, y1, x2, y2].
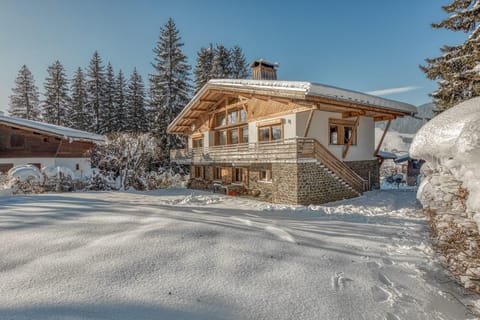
[168, 60, 417, 205]
[0, 115, 105, 178]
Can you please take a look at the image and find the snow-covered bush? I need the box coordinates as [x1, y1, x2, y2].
[42, 166, 77, 192]
[7, 165, 45, 194]
[89, 132, 187, 191]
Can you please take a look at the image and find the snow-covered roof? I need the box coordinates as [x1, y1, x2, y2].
[209, 79, 417, 115]
[394, 154, 411, 163]
[0, 115, 106, 143]
[376, 150, 397, 159]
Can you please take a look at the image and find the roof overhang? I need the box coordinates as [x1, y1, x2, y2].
[0, 116, 106, 144]
[167, 79, 417, 135]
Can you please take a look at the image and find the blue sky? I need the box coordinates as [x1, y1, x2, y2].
[0, 0, 466, 112]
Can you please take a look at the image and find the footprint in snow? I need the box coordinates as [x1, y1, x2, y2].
[378, 273, 393, 287]
[371, 285, 391, 303]
[386, 312, 401, 320]
[331, 272, 353, 291]
[367, 261, 382, 269]
[264, 226, 295, 243]
[382, 258, 394, 265]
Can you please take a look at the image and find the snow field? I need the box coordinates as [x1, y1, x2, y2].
[0, 189, 477, 319]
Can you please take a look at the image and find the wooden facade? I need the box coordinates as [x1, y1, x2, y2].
[0, 124, 95, 159]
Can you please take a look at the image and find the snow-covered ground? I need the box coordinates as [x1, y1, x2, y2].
[0, 189, 477, 320]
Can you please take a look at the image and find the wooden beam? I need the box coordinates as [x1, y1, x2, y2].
[303, 109, 315, 137]
[374, 119, 392, 157]
[226, 100, 249, 109]
[199, 99, 217, 104]
[374, 115, 396, 122]
[342, 111, 365, 118]
[342, 116, 359, 159]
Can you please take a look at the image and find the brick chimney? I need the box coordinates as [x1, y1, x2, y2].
[251, 59, 278, 80]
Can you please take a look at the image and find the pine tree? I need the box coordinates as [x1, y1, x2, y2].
[420, 0, 480, 110]
[70, 67, 90, 131]
[211, 44, 232, 79]
[8, 65, 41, 120]
[115, 70, 128, 132]
[149, 18, 191, 164]
[42, 60, 70, 126]
[194, 44, 214, 93]
[101, 62, 117, 134]
[230, 45, 249, 79]
[86, 51, 106, 133]
[126, 68, 148, 132]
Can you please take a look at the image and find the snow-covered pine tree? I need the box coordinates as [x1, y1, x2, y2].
[420, 0, 480, 110]
[8, 65, 41, 120]
[149, 18, 191, 164]
[115, 70, 128, 132]
[101, 63, 117, 134]
[127, 68, 148, 132]
[70, 67, 90, 131]
[194, 44, 214, 93]
[230, 45, 249, 79]
[42, 60, 70, 126]
[211, 44, 232, 79]
[86, 51, 106, 133]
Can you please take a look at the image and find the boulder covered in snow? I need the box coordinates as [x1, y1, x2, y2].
[411, 97, 480, 218]
[7, 165, 44, 184]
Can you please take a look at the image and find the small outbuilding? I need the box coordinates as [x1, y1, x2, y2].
[0, 115, 105, 178]
[394, 154, 425, 186]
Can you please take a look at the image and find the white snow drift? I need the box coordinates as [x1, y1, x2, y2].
[411, 97, 480, 222]
[0, 189, 476, 319]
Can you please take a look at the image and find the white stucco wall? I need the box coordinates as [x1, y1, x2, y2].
[0, 157, 93, 178]
[296, 110, 375, 161]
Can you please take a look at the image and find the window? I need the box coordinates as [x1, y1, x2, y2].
[215, 167, 222, 180]
[75, 164, 80, 170]
[193, 137, 203, 148]
[216, 130, 227, 145]
[240, 109, 247, 122]
[214, 167, 232, 183]
[234, 168, 243, 183]
[227, 110, 238, 124]
[329, 119, 357, 145]
[193, 166, 204, 179]
[228, 129, 239, 144]
[9, 135, 25, 149]
[241, 127, 249, 143]
[329, 125, 339, 145]
[259, 170, 272, 182]
[215, 113, 226, 127]
[258, 124, 282, 142]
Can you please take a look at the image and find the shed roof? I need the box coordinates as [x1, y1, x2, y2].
[0, 115, 106, 143]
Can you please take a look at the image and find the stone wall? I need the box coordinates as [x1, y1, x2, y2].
[296, 162, 359, 205]
[272, 163, 299, 204]
[188, 161, 362, 205]
[271, 162, 358, 205]
[420, 172, 480, 293]
[345, 160, 379, 189]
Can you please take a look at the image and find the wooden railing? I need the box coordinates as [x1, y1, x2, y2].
[170, 138, 368, 193]
[312, 140, 368, 193]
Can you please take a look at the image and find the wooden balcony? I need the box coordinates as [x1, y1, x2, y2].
[169, 138, 368, 193]
[169, 138, 315, 165]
